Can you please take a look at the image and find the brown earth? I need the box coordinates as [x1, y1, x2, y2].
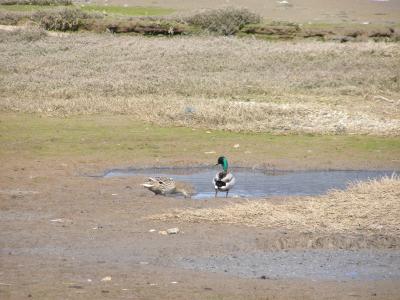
[1, 158, 400, 299]
[94, 0, 400, 24]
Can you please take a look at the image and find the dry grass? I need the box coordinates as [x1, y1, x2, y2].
[0, 30, 399, 134]
[151, 176, 400, 235]
[0, 0, 71, 5]
[186, 7, 261, 35]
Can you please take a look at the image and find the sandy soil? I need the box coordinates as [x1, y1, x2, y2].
[1, 158, 400, 299]
[94, 0, 400, 24]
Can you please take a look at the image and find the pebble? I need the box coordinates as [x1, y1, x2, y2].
[167, 228, 180, 234]
[101, 276, 112, 282]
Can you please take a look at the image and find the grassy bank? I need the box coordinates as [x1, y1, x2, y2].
[1, 113, 399, 169]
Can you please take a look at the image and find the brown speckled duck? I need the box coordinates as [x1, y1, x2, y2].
[141, 177, 189, 198]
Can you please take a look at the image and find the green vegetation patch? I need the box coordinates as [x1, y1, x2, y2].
[1, 113, 399, 169]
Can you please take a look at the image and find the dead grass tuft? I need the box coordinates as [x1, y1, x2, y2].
[186, 7, 261, 35]
[0, 10, 30, 25]
[151, 176, 400, 235]
[32, 7, 99, 31]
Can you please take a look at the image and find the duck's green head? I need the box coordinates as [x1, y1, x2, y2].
[216, 156, 228, 172]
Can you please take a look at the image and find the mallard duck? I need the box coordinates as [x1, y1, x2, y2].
[141, 176, 189, 198]
[213, 156, 236, 198]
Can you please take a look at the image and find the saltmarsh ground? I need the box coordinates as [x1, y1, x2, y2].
[1, 30, 399, 135]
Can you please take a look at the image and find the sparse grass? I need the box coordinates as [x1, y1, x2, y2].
[8, 25, 47, 40]
[0, 10, 30, 24]
[0, 32, 399, 135]
[0, 4, 63, 11]
[151, 175, 400, 235]
[0, 113, 399, 169]
[79, 5, 175, 17]
[0, 3, 175, 16]
[32, 7, 97, 31]
[0, 0, 71, 5]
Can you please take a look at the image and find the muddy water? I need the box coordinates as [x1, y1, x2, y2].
[104, 168, 396, 199]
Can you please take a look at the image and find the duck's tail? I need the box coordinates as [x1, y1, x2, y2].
[175, 188, 190, 198]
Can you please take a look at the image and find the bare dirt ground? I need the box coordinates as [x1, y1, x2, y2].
[1, 157, 400, 299]
[94, 0, 400, 24]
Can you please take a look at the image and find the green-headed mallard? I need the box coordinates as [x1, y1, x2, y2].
[214, 156, 236, 198]
[141, 176, 189, 198]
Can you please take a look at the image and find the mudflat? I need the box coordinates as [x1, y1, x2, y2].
[1, 132, 399, 298]
[96, 0, 400, 24]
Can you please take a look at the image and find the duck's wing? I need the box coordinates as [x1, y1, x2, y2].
[142, 177, 156, 188]
[214, 172, 235, 188]
[220, 172, 234, 183]
[225, 174, 236, 189]
[142, 177, 174, 187]
[214, 172, 236, 190]
[213, 172, 222, 188]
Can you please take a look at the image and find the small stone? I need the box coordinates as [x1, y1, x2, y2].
[149, 229, 156, 232]
[101, 276, 112, 282]
[50, 219, 64, 223]
[167, 228, 180, 234]
[69, 285, 83, 289]
[158, 230, 168, 235]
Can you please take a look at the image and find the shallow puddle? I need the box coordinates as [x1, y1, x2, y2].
[104, 167, 397, 199]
